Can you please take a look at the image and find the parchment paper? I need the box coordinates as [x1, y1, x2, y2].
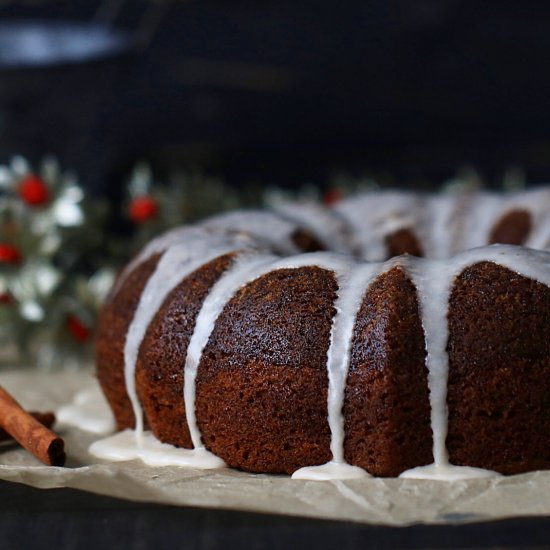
[0, 367, 548, 526]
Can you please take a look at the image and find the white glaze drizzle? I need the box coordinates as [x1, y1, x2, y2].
[421, 194, 465, 259]
[89, 429, 226, 468]
[58, 386, 115, 435]
[405, 255, 453, 471]
[458, 193, 503, 252]
[199, 210, 304, 254]
[324, 263, 379, 465]
[529, 217, 550, 250]
[508, 187, 550, 251]
[110, 226, 211, 298]
[513, 187, 550, 248]
[292, 260, 383, 480]
[274, 201, 352, 255]
[334, 191, 423, 261]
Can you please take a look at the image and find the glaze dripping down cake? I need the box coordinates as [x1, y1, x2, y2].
[94, 189, 550, 480]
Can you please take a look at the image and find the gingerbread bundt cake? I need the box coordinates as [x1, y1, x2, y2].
[94, 189, 550, 480]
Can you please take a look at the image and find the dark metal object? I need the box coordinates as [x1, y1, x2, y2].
[0, 2, 171, 191]
[0, 21, 131, 69]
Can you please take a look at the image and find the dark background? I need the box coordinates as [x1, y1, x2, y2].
[2, 0, 550, 194]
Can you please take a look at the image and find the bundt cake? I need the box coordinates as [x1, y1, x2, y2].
[93, 189, 550, 480]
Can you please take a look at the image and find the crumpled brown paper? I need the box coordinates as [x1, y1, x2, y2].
[0, 368, 548, 526]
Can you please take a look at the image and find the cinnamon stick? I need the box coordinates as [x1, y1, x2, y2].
[0, 411, 55, 442]
[0, 386, 65, 466]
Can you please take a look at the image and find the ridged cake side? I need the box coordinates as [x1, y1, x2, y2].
[96, 254, 162, 430]
[447, 262, 550, 473]
[343, 267, 433, 476]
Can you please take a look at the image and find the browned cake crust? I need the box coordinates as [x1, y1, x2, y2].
[194, 266, 337, 474]
[136, 254, 234, 448]
[447, 262, 550, 473]
[343, 267, 433, 476]
[489, 209, 532, 246]
[385, 228, 423, 258]
[96, 254, 161, 430]
[290, 228, 326, 252]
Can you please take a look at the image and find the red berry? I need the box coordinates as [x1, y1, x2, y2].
[129, 196, 159, 223]
[0, 244, 22, 264]
[0, 293, 14, 305]
[66, 315, 91, 343]
[19, 175, 50, 206]
[323, 188, 343, 206]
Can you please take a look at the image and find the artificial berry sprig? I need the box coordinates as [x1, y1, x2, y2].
[0, 244, 22, 264]
[0, 156, 115, 368]
[129, 195, 159, 223]
[18, 174, 50, 207]
[66, 314, 92, 343]
[323, 188, 343, 206]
